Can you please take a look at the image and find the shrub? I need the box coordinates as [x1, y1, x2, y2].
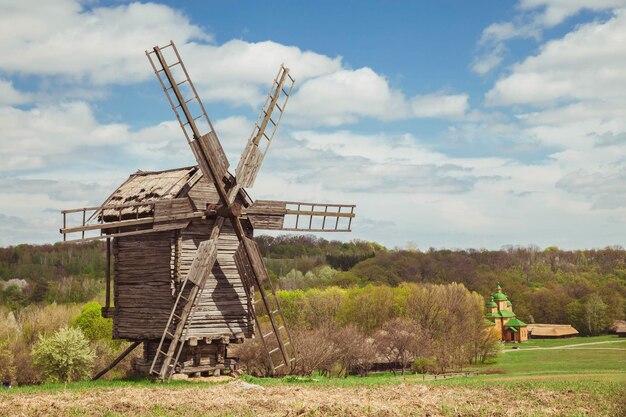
[411, 357, 435, 374]
[73, 301, 112, 342]
[12, 339, 39, 386]
[0, 340, 16, 385]
[291, 327, 337, 376]
[230, 337, 272, 377]
[32, 326, 94, 383]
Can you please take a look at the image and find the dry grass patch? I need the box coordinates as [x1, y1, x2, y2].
[0, 380, 619, 417]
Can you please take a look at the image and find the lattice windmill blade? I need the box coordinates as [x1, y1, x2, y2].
[232, 231, 296, 375]
[235, 65, 295, 188]
[146, 41, 231, 206]
[245, 200, 356, 232]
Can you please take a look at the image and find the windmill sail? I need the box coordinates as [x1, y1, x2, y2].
[236, 65, 295, 188]
[246, 200, 356, 232]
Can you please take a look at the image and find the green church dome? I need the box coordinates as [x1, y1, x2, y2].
[492, 292, 508, 301]
[486, 300, 497, 308]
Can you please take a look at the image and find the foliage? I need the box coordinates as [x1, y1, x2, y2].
[0, 340, 16, 384]
[32, 326, 94, 384]
[0, 242, 106, 310]
[72, 301, 113, 342]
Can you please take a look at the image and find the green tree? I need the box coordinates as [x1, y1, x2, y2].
[32, 326, 94, 383]
[583, 294, 609, 336]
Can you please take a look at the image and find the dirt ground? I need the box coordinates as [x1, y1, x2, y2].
[1, 379, 621, 417]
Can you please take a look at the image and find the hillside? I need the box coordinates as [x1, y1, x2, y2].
[1, 237, 625, 335]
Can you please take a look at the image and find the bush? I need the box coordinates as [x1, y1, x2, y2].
[32, 326, 94, 383]
[411, 357, 435, 374]
[0, 340, 16, 385]
[73, 301, 112, 342]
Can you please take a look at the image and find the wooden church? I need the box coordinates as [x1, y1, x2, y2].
[485, 284, 528, 342]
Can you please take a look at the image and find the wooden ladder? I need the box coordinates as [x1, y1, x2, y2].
[235, 238, 296, 374]
[149, 240, 217, 381]
[254, 282, 297, 374]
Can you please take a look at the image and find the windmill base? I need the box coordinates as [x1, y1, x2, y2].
[131, 339, 240, 376]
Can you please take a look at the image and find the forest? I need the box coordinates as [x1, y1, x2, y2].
[1, 236, 624, 335]
[0, 236, 624, 384]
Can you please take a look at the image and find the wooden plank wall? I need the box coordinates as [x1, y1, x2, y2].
[113, 231, 174, 339]
[180, 219, 253, 339]
[112, 175, 254, 342]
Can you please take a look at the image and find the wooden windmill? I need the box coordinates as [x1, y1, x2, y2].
[59, 41, 356, 381]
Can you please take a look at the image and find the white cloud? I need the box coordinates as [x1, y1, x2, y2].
[0, 0, 209, 84]
[487, 9, 626, 106]
[472, 0, 626, 74]
[0, 1, 468, 126]
[411, 94, 469, 119]
[0, 79, 31, 105]
[519, 0, 626, 26]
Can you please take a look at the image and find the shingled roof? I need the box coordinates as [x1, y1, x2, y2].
[100, 166, 198, 221]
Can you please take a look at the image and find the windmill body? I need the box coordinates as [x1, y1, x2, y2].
[60, 42, 355, 380]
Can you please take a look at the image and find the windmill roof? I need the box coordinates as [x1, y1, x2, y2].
[101, 166, 198, 221]
[99, 166, 254, 222]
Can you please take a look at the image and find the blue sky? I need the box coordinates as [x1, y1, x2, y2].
[1, 0, 626, 249]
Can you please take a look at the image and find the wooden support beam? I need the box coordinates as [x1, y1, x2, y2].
[92, 341, 141, 381]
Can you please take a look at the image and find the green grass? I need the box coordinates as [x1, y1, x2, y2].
[0, 376, 227, 395]
[503, 334, 619, 349]
[485, 344, 626, 375]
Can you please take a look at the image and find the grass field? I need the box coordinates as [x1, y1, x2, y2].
[1, 335, 624, 416]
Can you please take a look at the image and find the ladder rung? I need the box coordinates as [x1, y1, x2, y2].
[177, 79, 187, 86]
[262, 331, 274, 339]
[274, 363, 286, 370]
[282, 88, 289, 96]
[169, 61, 181, 68]
[276, 103, 283, 112]
[269, 347, 281, 354]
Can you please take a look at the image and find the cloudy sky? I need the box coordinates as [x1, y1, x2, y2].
[1, 0, 625, 249]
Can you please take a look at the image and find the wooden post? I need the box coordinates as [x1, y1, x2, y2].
[92, 341, 141, 381]
[105, 237, 111, 310]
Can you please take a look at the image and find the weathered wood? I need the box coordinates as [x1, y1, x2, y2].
[92, 341, 141, 381]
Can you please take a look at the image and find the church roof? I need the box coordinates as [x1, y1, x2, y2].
[488, 309, 516, 318]
[505, 318, 527, 327]
[486, 299, 497, 308]
[492, 292, 508, 301]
